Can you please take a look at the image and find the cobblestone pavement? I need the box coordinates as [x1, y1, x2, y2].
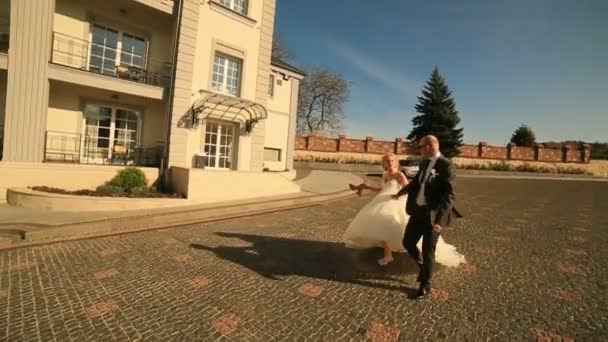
[1, 178, 606, 341]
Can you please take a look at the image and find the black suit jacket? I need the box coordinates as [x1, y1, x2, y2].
[396, 155, 462, 226]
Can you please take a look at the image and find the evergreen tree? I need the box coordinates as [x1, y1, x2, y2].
[510, 124, 536, 147]
[408, 67, 463, 158]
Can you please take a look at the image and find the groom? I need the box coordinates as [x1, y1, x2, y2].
[393, 135, 461, 299]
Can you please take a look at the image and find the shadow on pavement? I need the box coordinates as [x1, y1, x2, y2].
[190, 232, 422, 295]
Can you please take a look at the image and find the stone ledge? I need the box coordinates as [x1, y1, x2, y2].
[7, 188, 187, 212]
[0, 189, 355, 249]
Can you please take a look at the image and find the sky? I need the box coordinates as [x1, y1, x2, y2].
[274, 0, 607, 145]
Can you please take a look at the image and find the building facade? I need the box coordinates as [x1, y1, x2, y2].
[0, 0, 305, 203]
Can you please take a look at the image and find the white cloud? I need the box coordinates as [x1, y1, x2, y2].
[324, 38, 421, 97]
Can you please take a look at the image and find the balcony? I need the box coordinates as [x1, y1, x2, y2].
[50, 32, 172, 90]
[44, 130, 164, 168]
[132, 0, 175, 15]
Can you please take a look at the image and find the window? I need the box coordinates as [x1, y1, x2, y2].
[82, 104, 140, 163]
[218, 0, 248, 15]
[211, 54, 242, 96]
[202, 121, 236, 169]
[89, 24, 147, 76]
[268, 74, 275, 97]
[264, 148, 281, 162]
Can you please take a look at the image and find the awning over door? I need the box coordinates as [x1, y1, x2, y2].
[189, 90, 267, 132]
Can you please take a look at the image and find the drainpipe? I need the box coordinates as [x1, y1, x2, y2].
[161, 0, 184, 191]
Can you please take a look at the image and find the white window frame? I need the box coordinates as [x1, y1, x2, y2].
[218, 0, 248, 16]
[211, 53, 243, 97]
[201, 120, 237, 170]
[80, 103, 142, 164]
[268, 74, 275, 97]
[87, 23, 149, 75]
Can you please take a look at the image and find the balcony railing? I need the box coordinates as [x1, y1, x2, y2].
[50, 32, 172, 87]
[44, 130, 164, 168]
[0, 16, 9, 53]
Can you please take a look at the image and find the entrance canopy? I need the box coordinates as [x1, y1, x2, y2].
[189, 90, 267, 132]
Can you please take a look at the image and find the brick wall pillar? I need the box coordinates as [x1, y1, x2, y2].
[506, 143, 514, 160]
[478, 142, 487, 158]
[394, 137, 403, 154]
[337, 134, 346, 152]
[534, 144, 541, 161]
[306, 135, 316, 150]
[365, 136, 373, 153]
[581, 144, 591, 163]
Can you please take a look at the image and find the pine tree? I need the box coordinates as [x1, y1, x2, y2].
[510, 125, 536, 147]
[407, 67, 464, 158]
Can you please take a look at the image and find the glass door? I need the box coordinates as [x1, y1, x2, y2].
[82, 104, 112, 163]
[89, 24, 119, 75]
[202, 121, 234, 169]
[82, 104, 140, 164]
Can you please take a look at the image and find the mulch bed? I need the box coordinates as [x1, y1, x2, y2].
[30, 186, 184, 199]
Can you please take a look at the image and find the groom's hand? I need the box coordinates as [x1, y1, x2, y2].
[432, 224, 443, 233]
[391, 194, 400, 200]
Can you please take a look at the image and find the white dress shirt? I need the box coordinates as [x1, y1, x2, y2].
[416, 152, 441, 206]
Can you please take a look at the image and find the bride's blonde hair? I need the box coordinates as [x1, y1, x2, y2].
[381, 153, 397, 172]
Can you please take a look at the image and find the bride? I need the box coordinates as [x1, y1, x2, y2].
[344, 153, 466, 267]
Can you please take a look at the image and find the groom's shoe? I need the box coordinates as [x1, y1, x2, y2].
[414, 283, 431, 300]
[415, 287, 431, 300]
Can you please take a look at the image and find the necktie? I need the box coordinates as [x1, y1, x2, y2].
[419, 159, 430, 182]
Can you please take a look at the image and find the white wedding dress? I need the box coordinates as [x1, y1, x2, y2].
[343, 175, 466, 267]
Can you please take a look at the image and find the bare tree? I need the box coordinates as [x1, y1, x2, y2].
[297, 67, 350, 136]
[272, 35, 295, 61]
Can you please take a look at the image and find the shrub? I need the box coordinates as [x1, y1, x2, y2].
[107, 167, 148, 193]
[95, 184, 126, 196]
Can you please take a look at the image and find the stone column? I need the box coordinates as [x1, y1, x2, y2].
[3, 0, 55, 162]
[166, 0, 200, 169]
[250, 0, 277, 172]
[285, 78, 300, 171]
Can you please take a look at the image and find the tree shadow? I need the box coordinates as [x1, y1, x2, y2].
[190, 232, 422, 295]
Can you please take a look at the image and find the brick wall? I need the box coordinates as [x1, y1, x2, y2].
[295, 135, 592, 164]
[296, 135, 416, 155]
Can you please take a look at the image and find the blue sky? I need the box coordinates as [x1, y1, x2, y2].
[274, 0, 607, 145]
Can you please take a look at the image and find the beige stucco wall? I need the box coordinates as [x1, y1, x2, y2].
[3, 0, 55, 162]
[53, 0, 174, 68]
[193, 2, 263, 102]
[0, 71, 6, 142]
[179, 0, 277, 172]
[167, 0, 198, 169]
[264, 111, 289, 171]
[175, 168, 300, 202]
[264, 70, 291, 170]
[47, 81, 167, 149]
[0, 162, 160, 202]
[265, 69, 303, 171]
[266, 70, 292, 114]
[187, 1, 265, 172]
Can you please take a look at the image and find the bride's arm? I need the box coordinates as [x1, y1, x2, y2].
[392, 172, 410, 199]
[397, 172, 409, 187]
[360, 174, 384, 192]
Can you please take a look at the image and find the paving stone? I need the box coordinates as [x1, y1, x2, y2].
[0, 178, 606, 340]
